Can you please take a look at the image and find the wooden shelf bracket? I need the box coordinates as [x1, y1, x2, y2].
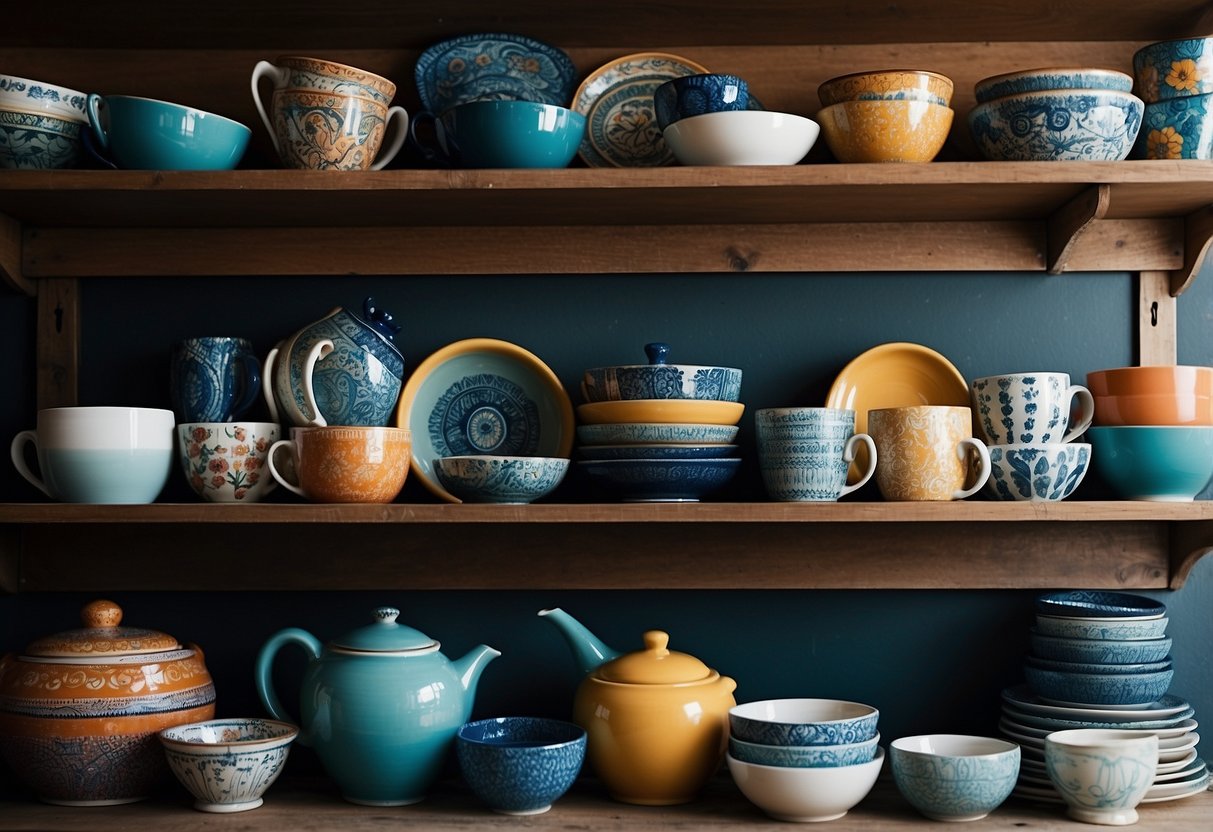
[1168, 519, 1213, 588]
[0, 213, 33, 296]
[1169, 204, 1213, 296]
[1046, 184, 1110, 274]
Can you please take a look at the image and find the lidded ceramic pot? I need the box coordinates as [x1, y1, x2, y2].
[0, 599, 216, 805]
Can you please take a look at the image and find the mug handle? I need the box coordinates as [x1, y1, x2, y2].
[953, 437, 992, 500]
[1063, 384, 1095, 443]
[370, 105, 410, 171]
[407, 110, 447, 165]
[250, 60, 287, 158]
[229, 349, 263, 421]
[266, 438, 306, 498]
[85, 93, 109, 152]
[10, 430, 52, 497]
[300, 338, 335, 427]
[261, 346, 281, 424]
[837, 433, 877, 499]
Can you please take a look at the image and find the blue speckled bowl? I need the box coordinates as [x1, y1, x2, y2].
[1035, 591, 1166, 620]
[1137, 94, 1213, 159]
[969, 89, 1143, 161]
[434, 455, 568, 504]
[974, 68, 1133, 103]
[578, 457, 740, 501]
[1034, 614, 1169, 640]
[1029, 633, 1173, 665]
[891, 735, 1020, 822]
[730, 699, 880, 747]
[984, 442, 1090, 502]
[1023, 664, 1173, 707]
[456, 717, 586, 816]
[729, 734, 880, 768]
[1133, 37, 1213, 103]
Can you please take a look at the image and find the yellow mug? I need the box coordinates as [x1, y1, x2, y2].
[868, 405, 990, 501]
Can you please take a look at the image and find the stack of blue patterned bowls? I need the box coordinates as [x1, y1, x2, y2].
[1134, 37, 1213, 159]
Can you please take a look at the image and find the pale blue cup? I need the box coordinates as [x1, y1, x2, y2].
[86, 94, 250, 170]
[10, 406, 175, 503]
[413, 100, 585, 168]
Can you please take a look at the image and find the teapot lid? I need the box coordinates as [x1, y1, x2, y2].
[24, 599, 181, 658]
[594, 630, 714, 684]
[331, 607, 438, 653]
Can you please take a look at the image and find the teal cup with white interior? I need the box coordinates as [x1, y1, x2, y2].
[412, 100, 585, 168]
[86, 94, 250, 170]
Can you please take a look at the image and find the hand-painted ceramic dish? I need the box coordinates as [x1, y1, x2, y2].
[434, 455, 569, 504]
[825, 342, 969, 482]
[576, 399, 744, 426]
[1035, 591, 1166, 619]
[577, 444, 738, 460]
[576, 422, 740, 446]
[395, 338, 574, 502]
[572, 52, 710, 167]
[578, 457, 740, 501]
[414, 33, 578, 114]
[1002, 685, 1191, 720]
[974, 67, 1133, 103]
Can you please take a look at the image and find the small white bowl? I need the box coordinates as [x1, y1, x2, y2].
[727, 747, 885, 822]
[663, 110, 820, 166]
[159, 718, 298, 813]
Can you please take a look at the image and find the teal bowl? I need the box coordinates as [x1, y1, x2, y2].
[1087, 425, 1213, 501]
[430, 100, 585, 168]
[86, 94, 250, 170]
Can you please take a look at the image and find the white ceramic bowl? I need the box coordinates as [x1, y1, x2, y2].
[159, 718, 298, 813]
[727, 747, 884, 822]
[663, 110, 820, 165]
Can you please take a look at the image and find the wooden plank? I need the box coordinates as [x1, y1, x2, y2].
[15, 519, 1169, 591]
[34, 277, 78, 408]
[1169, 204, 1213, 296]
[1063, 219, 1183, 273]
[1046, 185, 1109, 274]
[0, 213, 32, 295]
[21, 223, 1046, 277]
[1138, 271, 1179, 366]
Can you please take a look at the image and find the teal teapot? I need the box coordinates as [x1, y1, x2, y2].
[255, 606, 500, 805]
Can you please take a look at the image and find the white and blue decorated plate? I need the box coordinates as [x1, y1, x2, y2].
[1001, 684, 1191, 720]
[396, 338, 573, 502]
[415, 33, 578, 114]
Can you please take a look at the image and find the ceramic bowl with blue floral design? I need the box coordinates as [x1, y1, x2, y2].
[1023, 663, 1173, 706]
[582, 343, 742, 402]
[730, 699, 880, 747]
[0, 107, 83, 169]
[576, 422, 739, 446]
[974, 67, 1133, 104]
[1029, 632, 1172, 665]
[434, 455, 568, 504]
[456, 717, 586, 815]
[891, 735, 1020, 822]
[969, 88, 1143, 161]
[654, 73, 749, 131]
[729, 733, 880, 768]
[984, 442, 1090, 502]
[1133, 37, 1213, 103]
[1034, 613, 1169, 641]
[1137, 93, 1213, 159]
[159, 718, 298, 813]
[0, 73, 87, 122]
[414, 33, 578, 115]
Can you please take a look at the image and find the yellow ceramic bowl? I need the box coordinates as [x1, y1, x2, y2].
[818, 69, 954, 108]
[816, 99, 954, 163]
[577, 399, 745, 426]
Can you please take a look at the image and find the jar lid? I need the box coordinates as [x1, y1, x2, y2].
[594, 630, 714, 684]
[24, 600, 181, 658]
[330, 607, 438, 652]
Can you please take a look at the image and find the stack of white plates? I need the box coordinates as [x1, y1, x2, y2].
[999, 683, 1209, 804]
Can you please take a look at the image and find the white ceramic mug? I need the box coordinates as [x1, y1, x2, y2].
[971, 372, 1094, 445]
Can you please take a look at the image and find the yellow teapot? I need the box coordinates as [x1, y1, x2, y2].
[539, 607, 737, 805]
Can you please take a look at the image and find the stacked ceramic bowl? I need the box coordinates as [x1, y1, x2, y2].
[0, 73, 88, 169]
[576, 343, 743, 501]
[1085, 365, 1213, 501]
[1134, 37, 1213, 159]
[1001, 591, 1209, 805]
[969, 67, 1143, 161]
[815, 69, 954, 162]
[726, 699, 884, 823]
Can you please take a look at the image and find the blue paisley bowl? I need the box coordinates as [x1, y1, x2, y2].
[730, 699, 880, 747]
[1025, 656, 1172, 676]
[434, 455, 568, 504]
[160, 718, 298, 813]
[456, 717, 586, 815]
[984, 442, 1090, 502]
[582, 342, 742, 402]
[974, 67, 1133, 104]
[654, 73, 749, 131]
[1023, 665, 1173, 706]
[729, 734, 880, 768]
[1136, 94, 1213, 159]
[0, 107, 83, 169]
[891, 735, 1019, 822]
[576, 422, 739, 446]
[1034, 590, 1166, 620]
[1029, 633, 1172, 665]
[577, 443, 738, 460]
[0, 73, 87, 121]
[969, 89, 1143, 161]
[414, 33, 578, 114]
[1133, 37, 1213, 103]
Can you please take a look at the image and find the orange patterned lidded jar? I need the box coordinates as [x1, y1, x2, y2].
[0, 599, 216, 805]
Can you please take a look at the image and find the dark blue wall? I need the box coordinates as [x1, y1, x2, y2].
[1, 265, 1210, 781]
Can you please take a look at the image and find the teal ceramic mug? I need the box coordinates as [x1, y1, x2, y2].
[86, 94, 251, 170]
[411, 100, 585, 168]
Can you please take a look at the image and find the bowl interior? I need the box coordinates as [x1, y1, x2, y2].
[160, 718, 298, 746]
[891, 734, 1018, 757]
[458, 717, 585, 748]
[1035, 590, 1166, 619]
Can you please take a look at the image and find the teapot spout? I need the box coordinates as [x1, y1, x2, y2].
[453, 644, 502, 718]
[538, 607, 622, 677]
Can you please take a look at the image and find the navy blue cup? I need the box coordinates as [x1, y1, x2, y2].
[170, 337, 262, 423]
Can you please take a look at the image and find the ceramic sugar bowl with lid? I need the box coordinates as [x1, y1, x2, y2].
[0, 599, 216, 805]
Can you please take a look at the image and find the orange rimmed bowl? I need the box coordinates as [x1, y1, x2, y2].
[1086, 365, 1213, 397]
[816, 99, 953, 163]
[1093, 393, 1213, 426]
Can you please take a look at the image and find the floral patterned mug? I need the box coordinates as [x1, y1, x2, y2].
[868, 405, 990, 501]
[178, 421, 280, 502]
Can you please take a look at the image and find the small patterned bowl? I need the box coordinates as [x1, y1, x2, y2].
[576, 422, 740, 446]
[969, 89, 1143, 161]
[818, 69, 953, 107]
[577, 457, 740, 501]
[654, 73, 750, 131]
[1034, 613, 1169, 641]
[582, 343, 742, 403]
[729, 734, 880, 768]
[817, 99, 953, 163]
[159, 718, 298, 813]
[1034, 591, 1166, 620]
[1137, 94, 1213, 159]
[576, 443, 738, 460]
[974, 67, 1133, 103]
[1025, 656, 1172, 675]
[1029, 633, 1173, 665]
[1023, 664, 1173, 706]
[0, 73, 88, 122]
[984, 442, 1090, 502]
[0, 106, 83, 169]
[456, 717, 586, 815]
[730, 698, 880, 746]
[1133, 36, 1213, 103]
[433, 455, 569, 504]
[890, 735, 1020, 822]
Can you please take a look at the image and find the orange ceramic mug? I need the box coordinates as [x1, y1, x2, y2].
[868, 405, 990, 501]
[267, 426, 411, 502]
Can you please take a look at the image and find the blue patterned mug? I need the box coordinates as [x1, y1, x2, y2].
[170, 337, 262, 423]
[971, 372, 1094, 446]
[755, 408, 877, 501]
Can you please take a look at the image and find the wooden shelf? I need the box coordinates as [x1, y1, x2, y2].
[1, 774, 1209, 831]
[2, 501, 1210, 593]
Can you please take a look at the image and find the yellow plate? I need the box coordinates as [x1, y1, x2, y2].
[576, 399, 745, 426]
[825, 342, 969, 482]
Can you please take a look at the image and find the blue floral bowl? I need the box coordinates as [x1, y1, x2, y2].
[984, 442, 1090, 501]
[576, 443, 738, 460]
[974, 67, 1133, 104]
[729, 734, 880, 768]
[159, 718, 298, 813]
[1029, 633, 1172, 665]
[730, 699, 880, 747]
[1025, 656, 1172, 675]
[1034, 590, 1166, 619]
[576, 422, 740, 446]
[1136, 94, 1213, 159]
[582, 343, 742, 403]
[1023, 664, 1173, 706]
[891, 735, 1020, 822]
[434, 455, 568, 504]
[654, 73, 750, 131]
[0, 107, 83, 169]
[456, 717, 586, 815]
[1133, 37, 1213, 103]
[1034, 613, 1169, 640]
[969, 89, 1143, 161]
